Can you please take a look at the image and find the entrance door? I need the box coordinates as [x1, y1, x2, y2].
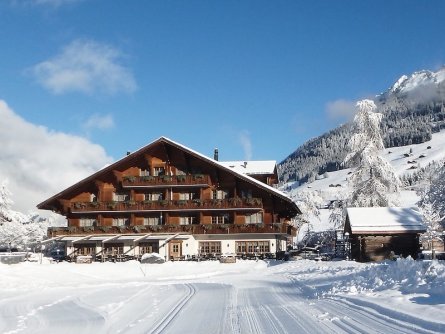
[169, 241, 182, 260]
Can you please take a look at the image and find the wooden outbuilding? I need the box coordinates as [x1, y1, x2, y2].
[344, 207, 426, 262]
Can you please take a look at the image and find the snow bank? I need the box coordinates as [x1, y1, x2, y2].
[328, 258, 445, 297]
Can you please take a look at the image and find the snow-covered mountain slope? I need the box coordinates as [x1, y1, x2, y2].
[279, 67, 445, 185]
[284, 129, 445, 233]
[382, 67, 445, 98]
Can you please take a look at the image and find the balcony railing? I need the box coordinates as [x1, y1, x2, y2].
[70, 197, 263, 213]
[47, 223, 296, 237]
[121, 174, 211, 188]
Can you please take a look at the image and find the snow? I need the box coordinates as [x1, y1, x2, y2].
[219, 160, 277, 175]
[346, 207, 426, 233]
[286, 129, 445, 233]
[1, 258, 444, 333]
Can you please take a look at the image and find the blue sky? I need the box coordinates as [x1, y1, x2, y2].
[2, 0, 445, 166]
[2, 0, 445, 213]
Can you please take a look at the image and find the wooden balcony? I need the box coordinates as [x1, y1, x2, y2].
[121, 174, 211, 188]
[70, 197, 263, 213]
[47, 223, 296, 237]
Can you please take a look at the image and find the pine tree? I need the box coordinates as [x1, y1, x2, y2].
[344, 100, 401, 207]
[418, 163, 445, 230]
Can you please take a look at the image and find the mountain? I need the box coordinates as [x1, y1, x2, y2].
[279, 68, 445, 184]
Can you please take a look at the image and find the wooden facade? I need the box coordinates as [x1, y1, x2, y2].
[344, 207, 426, 262]
[38, 137, 300, 260]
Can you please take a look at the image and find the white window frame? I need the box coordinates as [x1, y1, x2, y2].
[79, 218, 96, 227]
[213, 189, 228, 200]
[114, 193, 129, 202]
[143, 217, 160, 226]
[153, 166, 165, 176]
[112, 218, 129, 227]
[145, 192, 163, 201]
[245, 212, 263, 224]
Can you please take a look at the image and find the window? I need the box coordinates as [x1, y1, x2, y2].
[75, 244, 95, 255]
[179, 216, 196, 225]
[145, 192, 163, 201]
[153, 166, 165, 176]
[199, 241, 221, 254]
[112, 218, 129, 227]
[236, 241, 270, 253]
[212, 214, 229, 224]
[143, 217, 160, 226]
[140, 169, 150, 176]
[79, 218, 96, 227]
[212, 189, 228, 199]
[139, 242, 159, 254]
[104, 244, 123, 255]
[179, 192, 195, 200]
[114, 193, 129, 202]
[245, 212, 263, 224]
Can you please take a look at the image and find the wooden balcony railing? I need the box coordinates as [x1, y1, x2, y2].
[47, 223, 296, 237]
[70, 197, 263, 213]
[121, 174, 211, 188]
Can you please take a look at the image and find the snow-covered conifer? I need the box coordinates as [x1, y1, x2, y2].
[344, 100, 400, 207]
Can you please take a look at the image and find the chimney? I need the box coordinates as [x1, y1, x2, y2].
[126, 151, 131, 156]
[214, 148, 219, 161]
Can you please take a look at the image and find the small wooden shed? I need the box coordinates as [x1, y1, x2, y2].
[344, 207, 426, 262]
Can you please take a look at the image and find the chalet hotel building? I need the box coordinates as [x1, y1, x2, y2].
[38, 137, 301, 261]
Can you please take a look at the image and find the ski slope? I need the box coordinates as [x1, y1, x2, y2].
[1, 259, 444, 334]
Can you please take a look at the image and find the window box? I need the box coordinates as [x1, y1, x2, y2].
[107, 201, 117, 209]
[123, 175, 136, 183]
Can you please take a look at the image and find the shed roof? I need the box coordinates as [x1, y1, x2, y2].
[346, 207, 426, 234]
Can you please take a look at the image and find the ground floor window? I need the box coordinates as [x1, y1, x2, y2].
[139, 242, 159, 254]
[104, 244, 124, 255]
[236, 241, 270, 253]
[199, 241, 221, 254]
[75, 243, 96, 255]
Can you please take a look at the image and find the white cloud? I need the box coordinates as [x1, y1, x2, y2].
[0, 100, 113, 215]
[325, 99, 357, 121]
[30, 39, 137, 95]
[238, 130, 253, 161]
[83, 113, 115, 131]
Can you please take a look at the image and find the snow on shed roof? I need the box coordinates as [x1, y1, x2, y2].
[219, 160, 276, 175]
[346, 207, 426, 234]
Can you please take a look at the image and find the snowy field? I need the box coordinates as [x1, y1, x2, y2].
[1, 258, 445, 334]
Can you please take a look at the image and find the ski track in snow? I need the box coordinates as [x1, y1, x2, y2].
[1, 267, 444, 334]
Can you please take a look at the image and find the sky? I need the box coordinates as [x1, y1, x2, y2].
[1, 0, 445, 213]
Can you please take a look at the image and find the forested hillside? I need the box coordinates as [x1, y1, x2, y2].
[279, 68, 445, 184]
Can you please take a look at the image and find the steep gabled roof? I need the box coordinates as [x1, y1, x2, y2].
[346, 207, 426, 234]
[38, 136, 300, 214]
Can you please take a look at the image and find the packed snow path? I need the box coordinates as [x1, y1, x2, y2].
[0, 260, 444, 333]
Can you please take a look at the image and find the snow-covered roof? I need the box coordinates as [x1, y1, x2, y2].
[219, 160, 276, 175]
[346, 207, 426, 234]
